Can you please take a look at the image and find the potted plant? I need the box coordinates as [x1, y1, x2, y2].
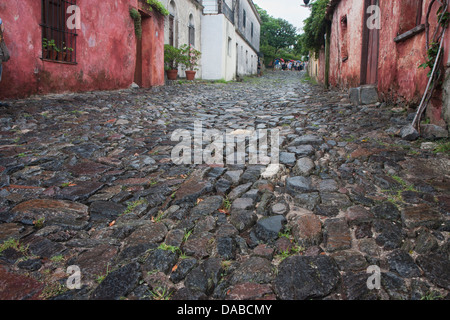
[55, 45, 63, 61]
[180, 44, 201, 80]
[164, 44, 185, 80]
[47, 39, 57, 60]
[63, 43, 74, 62]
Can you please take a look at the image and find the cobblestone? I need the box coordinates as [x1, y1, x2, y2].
[0, 71, 449, 300]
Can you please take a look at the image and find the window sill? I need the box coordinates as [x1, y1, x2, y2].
[394, 24, 425, 43]
[41, 58, 77, 65]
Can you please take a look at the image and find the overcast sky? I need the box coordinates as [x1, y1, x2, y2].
[253, 0, 311, 33]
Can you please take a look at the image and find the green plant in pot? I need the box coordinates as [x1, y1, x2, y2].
[47, 39, 57, 60]
[180, 44, 201, 80]
[164, 44, 186, 80]
[63, 43, 74, 62]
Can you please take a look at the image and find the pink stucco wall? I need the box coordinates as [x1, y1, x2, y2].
[0, 0, 164, 100]
[329, 0, 365, 89]
[327, 0, 449, 123]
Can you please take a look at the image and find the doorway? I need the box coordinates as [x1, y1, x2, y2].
[361, 0, 380, 85]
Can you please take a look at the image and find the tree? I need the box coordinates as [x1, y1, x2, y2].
[301, 0, 330, 57]
[255, 4, 299, 65]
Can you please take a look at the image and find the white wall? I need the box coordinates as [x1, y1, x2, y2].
[236, 34, 258, 77]
[162, 0, 203, 78]
[201, 14, 237, 81]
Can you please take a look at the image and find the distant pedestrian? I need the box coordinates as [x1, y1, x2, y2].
[257, 58, 261, 77]
[0, 18, 11, 107]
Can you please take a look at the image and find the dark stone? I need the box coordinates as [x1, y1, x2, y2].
[381, 272, 410, 300]
[64, 143, 100, 159]
[143, 249, 179, 274]
[22, 236, 65, 259]
[416, 254, 450, 289]
[230, 210, 257, 232]
[374, 220, 403, 250]
[315, 205, 340, 217]
[190, 196, 224, 217]
[56, 181, 105, 202]
[207, 167, 226, 180]
[89, 201, 126, 222]
[324, 218, 352, 252]
[216, 237, 236, 260]
[17, 258, 42, 272]
[226, 282, 274, 300]
[331, 250, 368, 271]
[292, 214, 323, 247]
[240, 168, 262, 184]
[253, 215, 287, 243]
[170, 258, 198, 283]
[9, 199, 89, 230]
[256, 192, 274, 216]
[182, 232, 215, 259]
[371, 202, 401, 221]
[293, 192, 320, 210]
[341, 272, 379, 300]
[91, 262, 141, 300]
[274, 255, 341, 300]
[215, 178, 232, 195]
[279, 152, 296, 166]
[414, 228, 438, 254]
[171, 287, 207, 300]
[401, 205, 443, 229]
[386, 249, 421, 278]
[400, 125, 419, 141]
[184, 258, 223, 295]
[290, 134, 323, 146]
[286, 176, 314, 195]
[118, 243, 156, 262]
[230, 256, 274, 285]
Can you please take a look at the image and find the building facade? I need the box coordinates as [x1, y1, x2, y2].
[162, 0, 204, 78]
[201, 0, 261, 81]
[319, 0, 450, 127]
[0, 0, 165, 100]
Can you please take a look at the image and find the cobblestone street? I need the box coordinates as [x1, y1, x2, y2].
[0, 71, 449, 300]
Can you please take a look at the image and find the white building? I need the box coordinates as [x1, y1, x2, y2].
[162, 0, 204, 78]
[201, 0, 261, 81]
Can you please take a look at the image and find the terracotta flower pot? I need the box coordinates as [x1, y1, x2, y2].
[185, 70, 196, 81]
[49, 49, 58, 61]
[166, 69, 178, 80]
[65, 52, 72, 62]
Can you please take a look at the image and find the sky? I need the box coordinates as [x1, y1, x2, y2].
[253, 0, 311, 33]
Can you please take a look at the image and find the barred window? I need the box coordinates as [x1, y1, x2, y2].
[188, 14, 195, 47]
[41, 0, 77, 64]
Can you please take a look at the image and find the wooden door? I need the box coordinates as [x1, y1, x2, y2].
[134, 34, 143, 87]
[361, 0, 380, 85]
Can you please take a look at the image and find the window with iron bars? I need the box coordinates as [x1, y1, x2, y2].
[41, 0, 77, 64]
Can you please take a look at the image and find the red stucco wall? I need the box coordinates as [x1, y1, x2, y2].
[327, 0, 449, 123]
[0, 0, 164, 100]
[329, 0, 365, 89]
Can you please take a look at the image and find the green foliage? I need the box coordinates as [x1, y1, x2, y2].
[146, 0, 170, 16]
[164, 45, 187, 70]
[179, 44, 202, 71]
[255, 4, 299, 64]
[130, 8, 142, 40]
[302, 0, 330, 57]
